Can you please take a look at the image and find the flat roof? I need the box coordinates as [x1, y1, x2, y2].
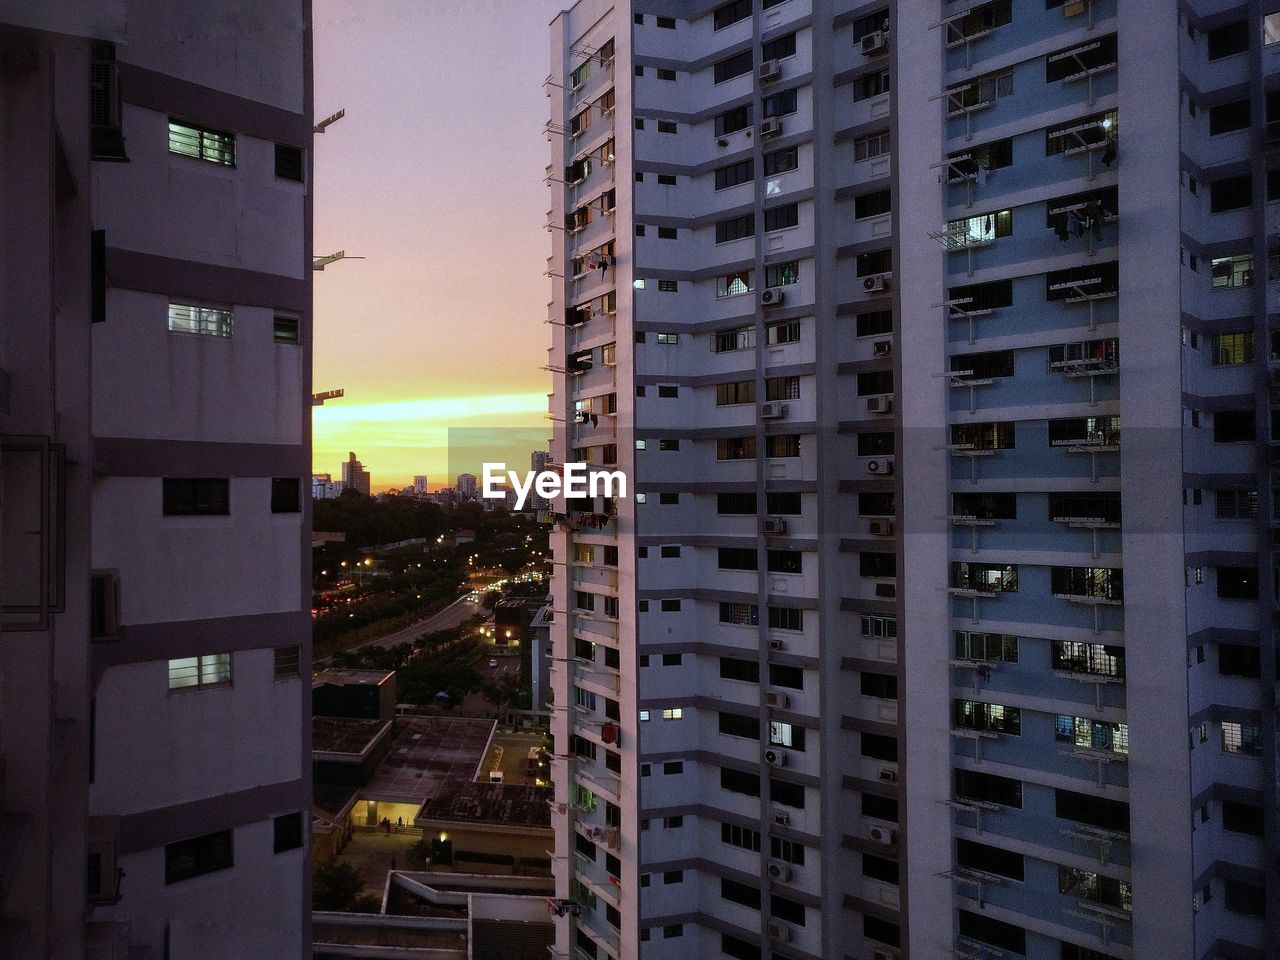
[312, 716, 389, 756]
[313, 668, 394, 688]
[312, 917, 467, 950]
[471, 919, 555, 960]
[360, 716, 495, 803]
[416, 781, 553, 830]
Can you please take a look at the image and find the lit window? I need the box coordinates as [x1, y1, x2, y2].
[716, 271, 753, 298]
[168, 654, 231, 690]
[655, 332, 679, 344]
[1211, 254, 1254, 289]
[1222, 721, 1263, 754]
[168, 120, 235, 165]
[168, 303, 232, 338]
[639, 710, 650, 721]
[1266, 13, 1280, 45]
[662, 707, 683, 720]
[1211, 332, 1255, 365]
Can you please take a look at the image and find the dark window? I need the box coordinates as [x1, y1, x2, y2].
[860, 552, 896, 578]
[165, 830, 233, 884]
[715, 105, 753, 136]
[858, 432, 895, 456]
[1045, 34, 1117, 82]
[659, 598, 681, 612]
[771, 893, 807, 924]
[956, 769, 1022, 808]
[764, 203, 798, 231]
[951, 421, 1015, 450]
[767, 608, 803, 632]
[854, 69, 891, 102]
[1222, 801, 1265, 835]
[718, 491, 758, 514]
[714, 0, 752, 30]
[714, 49, 754, 84]
[720, 657, 760, 683]
[1046, 260, 1118, 300]
[859, 492, 895, 516]
[1218, 566, 1259, 600]
[958, 839, 1023, 880]
[861, 732, 897, 762]
[273, 645, 301, 678]
[1214, 409, 1256, 443]
[163, 478, 229, 516]
[857, 310, 893, 336]
[1056, 789, 1129, 832]
[768, 663, 804, 688]
[762, 89, 797, 119]
[762, 32, 797, 62]
[949, 278, 1012, 310]
[715, 158, 755, 190]
[951, 350, 1014, 379]
[767, 550, 802, 573]
[719, 547, 758, 571]
[721, 877, 761, 909]
[1048, 492, 1121, 523]
[953, 492, 1015, 520]
[959, 909, 1025, 955]
[657, 120, 678, 134]
[721, 767, 761, 797]
[273, 812, 303, 853]
[721, 933, 762, 960]
[1210, 174, 1252, 212]
[1219, 643, 1261, 678]
[656, 16, 676, 29]
[1208, 20, 1249, 61]
[716, 212, 756, 243]
[855, 190, 892, 219]
[719, 712, 759, 740]
[856, 248, 892, 277]
[273, 315, 300, 343]
[764, 147, 798, 175]
[1225, 880, 1266, 916]
[1209, 99, 1251, 135]
[948, 138, 1013, 177]
[861, 671, 897, 699]
[274, 143, 304, 181]
[271, 477, 300, 514]
[862, 792, 899, 822]
[766, 492, 802, 514]
[864, 915, 901, 948]
[770, 777, 805, 808]
[851, 10, 890, 41]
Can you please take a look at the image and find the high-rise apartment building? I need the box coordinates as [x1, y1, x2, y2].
[458, 472, 479, 501]
[547, 2, 1280, 959]
[342, 450, 371, 496]
[0, 3, 312, 957]
[414, 474, 431, 495]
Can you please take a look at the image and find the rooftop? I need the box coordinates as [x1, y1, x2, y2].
[361, 716, 495, 803]
[416, 780, 553, 830]
[312, 916, 467, 951]
[313, 716, 389, 756]
[313, 668, 395, 689]
[471, 919, 556, 960]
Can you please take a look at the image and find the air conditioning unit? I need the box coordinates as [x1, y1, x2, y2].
[869, 518, 895, 537]
[765, 691, 791, 709]
[759, 59, 781, 83]
[767, 860, 793, 882]
[772, 805, 791, 825]
[866, 395, 893, 415]
[878, 767, 897, 782]
[768, 638, 787, 652]
[767, 920, 794, 943]
[760, 401, 788, 419]
[764, 749, 789, 767]
[866, 457, 894, 476]
[863, 274, 890, 293]
[873, 340, 892, 357]
[760, 117, 783, 139]
[763, 516, 788, 535]
[868, 825, 898, 845]
[760, 287, 786, 307]
[861, 30, 888, 55]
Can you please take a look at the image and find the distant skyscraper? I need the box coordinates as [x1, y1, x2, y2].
[313, 473, 342, 500]
[342, 451, 371, 496]
[457, 472, 478, 501]
[530, 450, 551, 509]
[414, 474, 430, 495]
[0, 3, 312, 957]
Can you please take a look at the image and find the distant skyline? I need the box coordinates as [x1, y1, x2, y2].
[312, 0, 562, 490]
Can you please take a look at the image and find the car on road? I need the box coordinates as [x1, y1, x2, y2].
[489, 658, 499, 668]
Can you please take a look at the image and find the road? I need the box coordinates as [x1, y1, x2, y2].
[352, 594, 481, 652]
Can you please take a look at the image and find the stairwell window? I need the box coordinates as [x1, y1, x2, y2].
[165, 830, 233, 884]
[1211, 254, 1254, 288]
[168, 654, 232, 690]
[274, 144, 304, 182]
[169, 303, 232, 338]
[163, 478, 229, 516]
[169, 120, 235, 165]
[1222, 721, 1263, 754]
[1211, 332, 1255, 365]
[273, 314, 300, 343]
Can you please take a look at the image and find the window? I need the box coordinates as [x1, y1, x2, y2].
[1222, 721, 1264, 754]
[1219, 643, 1261, 678]
[720, 712, 758, 740]
[714, 49, 754, 84]
[948, 138, 1013, 179]
[861, 672, 897, 700]
[720, 602, 759, 625]
[764, 146, 798, 175]
[954, 699, 1021, 735]
[855, 190, 892, 220]
[953, 492, 1015, 520]
[958, 910, 1024, 956]
[716, 212, 755, 243]
[722, 821, 762, 851]
[857, 310, 893, 337]
[1217, 566, 1259, 600]
[765, 435, 800, 459]
[715, 104, 753, 136]
[1059, 867, 1132, 912]
[658, 438, 680, 452]
[716, 380, 756, 405]
[769, 721, 805, 750]
[862, 792, 898, 823]
[721, 766, 761, 797]
[1210, 174, 1252, 212]
[762, 32, 797, 62]
[951, 562, 1018, 592]
[656, 16, 676, 28]
[163, 478, 229, 516]
[855, 248, 891, 277]
[957, 769, 1022, 808]
[1047, 337, 1118, 370]
[1046, 261, 1119, 301]
[716, 270, 753, 298]
[767, 320, 801, 344]
[771, 836, 805, 865]
[864, 915, 901, 949]
[767, 607, 803, 631]
[270, 477, 300, 514]
[770, 777, 805, 808]
[854, 131, 890, 162]
[862, 853, 899, 886]
[956, 631, 1018, 662]
[659, 598, 681, 612]
[947, 210, 1012, 245]
[1051, 566, 1123, 601]
[851, 9, 890, 42]
[951, 350, 1013, 379]
[1056, 789, 1129, 832]
[718, 491, 757, 514]
[1052, 640, 1124, 678]
[274, 645, 301, 678]
[655, 331, 679, 344]
[1225, 879, 1266, 916]
[1216, 489, 1258, 520]
[165, 830, 233, 884]
[714, 0, 752, 30]
[168, 653, 231, 690]
[717, 436, 756, 460]
[1213, 409, 1255, 442]
[721, 657, 760, 683]
[1209, 99, 1251, 135]
[854, 69, 890, 102]
[1045, 34, 1116, 83]
[1047, 416, 1120, 446]
[274, 143, 303, 181]
[1222, 800, 1265, 835]
[713, 325, 754, 352]
[169, 120, 235, 165]
[860, 552, 895, 578]
[949, 69, 1014, 112]
[657, 226, 677, 240]
[765, 261, 799, 287]
[1055, 715, 1128, 754]
[273, 812, 303, 853]
[767, 492, 802, 514]
[662, 761, 683, 775]
[1208, 20, 1249, 60]
[168, 303, 232, 338]
[762, 89, 797, 119]
[719, 547, 757, 571]
[1211, 254, 1254, 288]
[273, 314, 300, 343]
[958, 839, 1023, 881]
[1212, 332, 1256, 365]
[657, 120, 678, 134]
[950, 278, 1012, 311]
[861, 732, 898, 762]
[951, 421, 1014, 450]
[661, 707, 683, 720]
[1046, 110, 1117, 157]
[722, 877, 762, 909]
[716, 158, 754, 190]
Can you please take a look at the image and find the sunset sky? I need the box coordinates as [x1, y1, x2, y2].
[312, 0, 563, 490]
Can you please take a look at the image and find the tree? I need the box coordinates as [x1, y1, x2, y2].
[313, 861, 364, 911]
